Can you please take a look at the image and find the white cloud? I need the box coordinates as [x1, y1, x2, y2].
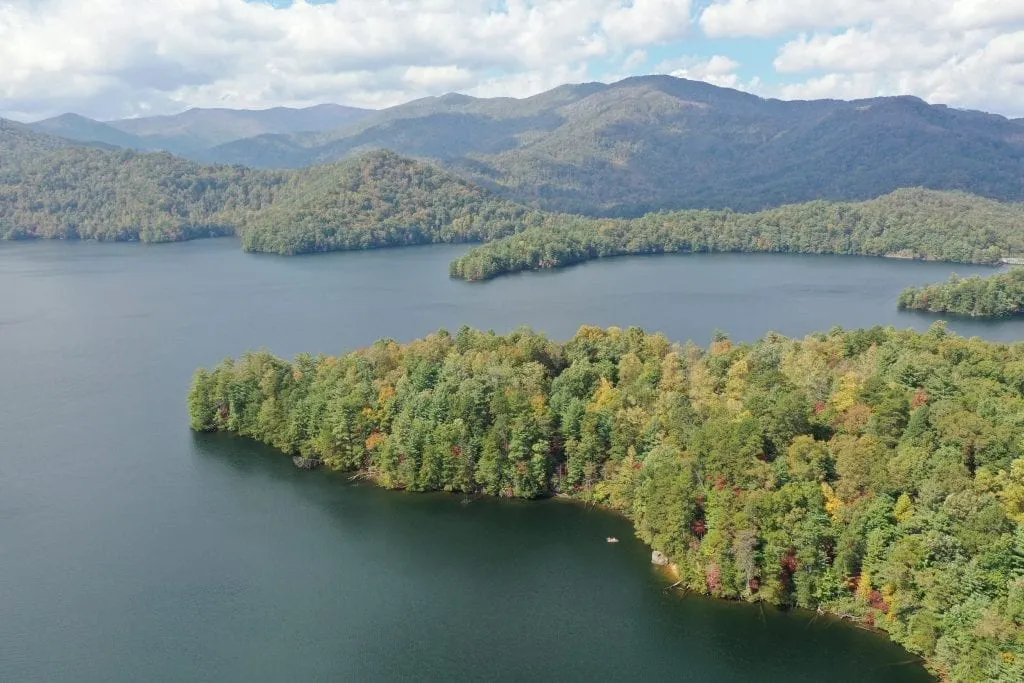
[3, 0, 1022, 121]
[0, 0, 698, 120]
[623, 49, 649, 71]
[467, 63, 592, 100]
[699, 0, 909, 39]
[698, 0, 1024, 116]
[699, 0, 1023, 38]
[656, 54, 744, 88]
[601, 0, 693, 45]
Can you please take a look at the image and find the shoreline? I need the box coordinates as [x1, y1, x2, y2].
[304, 460, 939, 679]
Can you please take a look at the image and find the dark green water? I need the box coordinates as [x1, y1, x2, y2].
[4, 239, 1019, 682]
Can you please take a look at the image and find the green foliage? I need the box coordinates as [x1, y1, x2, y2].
[203, 76, 1024, 216]
[450, 189, 1024, 281]
[899, 269, 1024, 318]
[0, 124, 542, 250]
[6, 122, 1024, 283]
[190, 324, 1024, 681]
[239, 151, 542, 254]
[0, 124, 288, 242]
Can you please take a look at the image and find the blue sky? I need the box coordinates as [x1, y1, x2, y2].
[1, 1, 1022, 120]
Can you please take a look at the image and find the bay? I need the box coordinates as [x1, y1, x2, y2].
[4, 238, 1017, 682]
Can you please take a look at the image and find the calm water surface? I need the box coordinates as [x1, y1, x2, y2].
[4, 239, 1019, 682]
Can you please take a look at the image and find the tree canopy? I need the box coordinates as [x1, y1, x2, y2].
[190, 324, 1024, 682]
[899, 269, 1024, 318]
[449, 189, 1024, 281]
[239, 150, 540, 254]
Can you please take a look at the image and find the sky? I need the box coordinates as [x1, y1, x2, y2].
[1, 0, 1023, 121]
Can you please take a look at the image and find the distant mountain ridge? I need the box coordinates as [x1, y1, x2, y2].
[27, 104, 373, 156]
[198, 76, 1024, 214]
[14, 75, 1024, 215]
[27, 113, 149, 150]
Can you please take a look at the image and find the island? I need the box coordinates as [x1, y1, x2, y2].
[899, 269, 1024, 318]
[189, 323, 1023, 682]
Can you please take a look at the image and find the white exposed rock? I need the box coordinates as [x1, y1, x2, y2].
[651, 550, 670, 566]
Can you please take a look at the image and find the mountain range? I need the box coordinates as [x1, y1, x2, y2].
[21, 76, 1024, 216]
[27, 104, 373, 157]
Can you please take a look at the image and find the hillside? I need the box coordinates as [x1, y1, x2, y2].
[449, 189, 1024, 280]
[0, 116, 76, 154]
[199, 76, 1024, 215]
[18, 77, 1024, 216]
[27, 113, 154, 150]
[107, 104, 374, 151]
[899, 269, 1024, 317]
[240, 151, 541, 254]
[0, 128, 533, 247]
[25, 104, 375, 156]
[0, 128, 289, 241]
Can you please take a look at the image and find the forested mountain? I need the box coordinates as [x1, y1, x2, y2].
[240, 151, 541, 254]
[0, 142, 288, 242]
[1, 116, 77, 154]
[0, 121, 289, 241]
[189, 324, 1024, 682]
[108, 103, 373, 149]
[449, 189, 1024, 281]
[27, 113, 154, 150]
[199, 76, 1024, 214]
[17, 77, 1024, 216]
[26, 104, 374, 156]
[899, 269, 1024, 317]
[0, 127, 532, 247]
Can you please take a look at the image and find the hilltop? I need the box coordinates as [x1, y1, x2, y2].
[27, 104, 373, 156]
[201, 76, 1024, 214]
[17, 76, 1024, 217]
[0, 127, 531, 247]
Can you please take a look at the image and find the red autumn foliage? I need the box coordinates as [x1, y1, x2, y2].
[781, 551, 799, 573]
[780, 549, 798, 590]
[748, 578, 760, 593]
[869, 590, 889, 612]
[706, 562, 722, 593]
[912, 388, 930, 409]
[692, 519, 707, 538]
[814, 401, 827, 414]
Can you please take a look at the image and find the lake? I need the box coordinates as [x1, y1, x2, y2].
[3, 239, 1019, 682]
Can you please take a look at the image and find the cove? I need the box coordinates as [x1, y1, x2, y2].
[4, 238, 1016, 681]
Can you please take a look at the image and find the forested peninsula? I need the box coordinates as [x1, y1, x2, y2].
[899, 269, 1024, 318]
[189, 324, 1024, 682]
[448, 190, 1024, 281]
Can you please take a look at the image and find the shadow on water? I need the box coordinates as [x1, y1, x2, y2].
[190, 432, 934, 683]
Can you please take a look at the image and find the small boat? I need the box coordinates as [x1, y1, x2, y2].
[607, 537, 619, 543]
